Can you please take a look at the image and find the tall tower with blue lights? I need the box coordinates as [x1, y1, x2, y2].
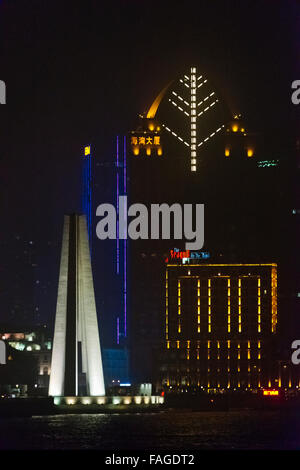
[115, 135, 128, 347]
[82, 144, 93, 252]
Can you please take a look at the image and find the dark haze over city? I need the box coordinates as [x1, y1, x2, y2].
[0, 0, 299, 331]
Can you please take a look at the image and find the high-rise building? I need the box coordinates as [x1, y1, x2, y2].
[124, 64, 299, 389]
[127, 66, 262, 383]
[156, 259, 279, 391]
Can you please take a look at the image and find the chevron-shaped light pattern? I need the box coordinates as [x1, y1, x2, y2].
[162, 66, 225, 172]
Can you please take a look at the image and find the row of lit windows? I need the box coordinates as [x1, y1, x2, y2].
[164, 377, 268, 389]
[166, 339, 261, 350]
[166, 267, 277, 337]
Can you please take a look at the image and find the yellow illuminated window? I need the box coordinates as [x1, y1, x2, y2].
[84, 146, 91, 156]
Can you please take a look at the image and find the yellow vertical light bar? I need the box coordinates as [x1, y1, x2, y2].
[165, 269, 168, 340]
[257, 277, 261, 333]
[227, 339, 231, 388]
[190, 66, 197, 172]
[207, 340, 210, 389]
[271, 266, 277, 333]
[238, 277, 242, 333]
[197, 278, 200, 333]
[227, 278, 231, 333]
[177, 279, 181, 334]
[208, 278, 211, 333]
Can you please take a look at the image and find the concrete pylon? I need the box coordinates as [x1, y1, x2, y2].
[49, 214, 105, 397]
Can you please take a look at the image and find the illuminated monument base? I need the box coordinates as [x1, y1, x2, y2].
[49, 214, 105, 397]
[53, 396, 164, 406]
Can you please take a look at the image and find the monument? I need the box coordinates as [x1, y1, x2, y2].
[49, 214, 105, 397]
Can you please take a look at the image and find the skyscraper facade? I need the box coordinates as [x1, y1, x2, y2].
[157, 260, 278, 391]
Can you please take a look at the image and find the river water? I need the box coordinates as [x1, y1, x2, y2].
[0, 409, 299, 450]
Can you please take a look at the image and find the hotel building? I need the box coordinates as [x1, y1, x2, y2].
[158, 260, 278, 391]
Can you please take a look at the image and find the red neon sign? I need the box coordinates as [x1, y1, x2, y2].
[165, 250, 190, 263]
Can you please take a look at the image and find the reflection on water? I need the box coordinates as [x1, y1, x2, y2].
[0, 410, 299, 450]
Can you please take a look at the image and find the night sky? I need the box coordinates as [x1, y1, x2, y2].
[0, 0, 299, 326]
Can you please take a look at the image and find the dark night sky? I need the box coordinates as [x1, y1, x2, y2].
[0, 0, 299, 325]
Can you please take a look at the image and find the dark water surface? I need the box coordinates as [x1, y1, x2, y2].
[0, 410, 299, 450]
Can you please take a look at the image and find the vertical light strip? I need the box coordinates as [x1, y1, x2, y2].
[190, 66, 197, 171]
[116, 137, 119, 274]
[248, 340, 251, 388]
[178, 280, 181, 333]
[238, 278, 242, 333]
[271, 266, 277, 333]
[165, 269, 169, 340]
[227, 340, 230, 389]
[123, 136, 127, 338]
[197, 278, 200, 333]
[88, 151, 92, 252]
[117, 317, 120, 345]
[237, 342, 240, 387]
[207, 340, 210, 389]
[257, 277, 261, 333]
[227, 278, 231, 333]
[82, 144, 92, 253]
[208, 278, 211, 333]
